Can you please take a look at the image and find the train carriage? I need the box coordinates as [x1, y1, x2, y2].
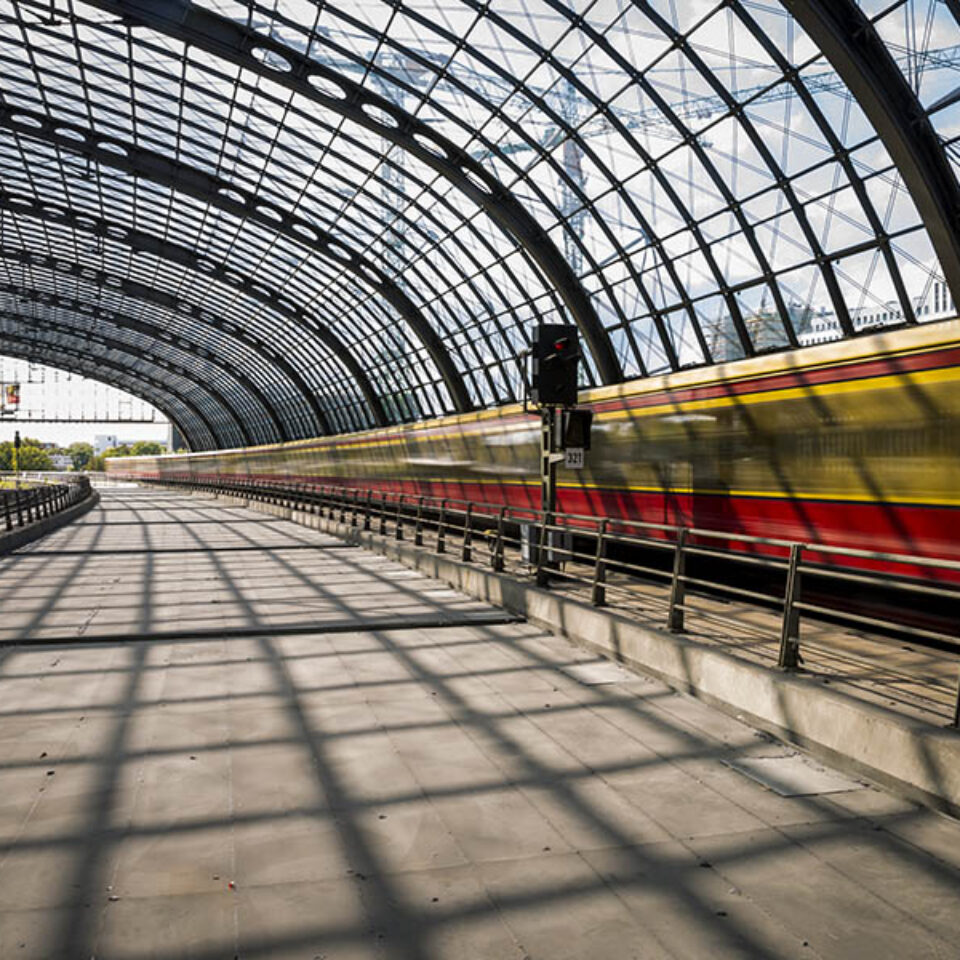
[109, 319, 960, 571]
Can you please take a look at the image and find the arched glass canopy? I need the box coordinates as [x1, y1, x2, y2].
[0, 0, 957, 448]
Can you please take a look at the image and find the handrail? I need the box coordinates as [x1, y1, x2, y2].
[1, 475, 92, 536]
[126, 473, 960, 727]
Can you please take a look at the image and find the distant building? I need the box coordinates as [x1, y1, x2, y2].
[94, 434, 119, 455]
[49, 453, 72, 471]
[707, 279, 956, 356]
[799, 280, 956, 347]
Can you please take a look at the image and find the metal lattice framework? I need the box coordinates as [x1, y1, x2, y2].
[0, 0, 958, 448]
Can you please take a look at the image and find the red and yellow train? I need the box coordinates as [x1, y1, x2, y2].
[108, 319, 960, 569]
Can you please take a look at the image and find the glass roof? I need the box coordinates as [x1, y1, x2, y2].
[0, 0, 957, 448]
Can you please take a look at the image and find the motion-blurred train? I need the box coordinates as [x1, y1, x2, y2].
[109, 319, 960, 573]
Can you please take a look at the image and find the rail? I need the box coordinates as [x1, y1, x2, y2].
[1, 475, 93, 535]
[136, 474, 960, 727]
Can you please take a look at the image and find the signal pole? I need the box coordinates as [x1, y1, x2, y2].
[540, 403, 561, 547]
[530, 324, 581, 584]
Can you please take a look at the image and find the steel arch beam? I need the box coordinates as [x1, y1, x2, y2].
[1, 284, 273, 446]
[82, 0, 622, 385]
[0, 243, 329, 437]
[0, 190, 388, 427]
[0, 322, 216, 448]
[0, 105, 474, 414]
[733, 7, 917, 328]
[783, 0, 960, 307]
[0, 298, 253, 446]
[0, 338, 195, 450]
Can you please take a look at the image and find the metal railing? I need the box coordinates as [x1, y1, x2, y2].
[1, 475, 92, 535]
[139, 474, 960, 726]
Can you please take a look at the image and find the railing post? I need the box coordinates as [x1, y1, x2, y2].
[414, 497, 425, 547]
[491, 507, 506, 572]
[360, 491, 370, 531]
[395, 495, 404, 541]
[4, 497, 11, 532]
[378, 494, 388, 535]
[778, 544, 803, 669]
[591, 519, 608, 606]
[461, 503, 473, 562]
[952, 668, 960, 728]
[667, 528, 688, 632]
[15, 489, 23, 528]
[437, 499, 447, 553]
[535, 510, 550, 587]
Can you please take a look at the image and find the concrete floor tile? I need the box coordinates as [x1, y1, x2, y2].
[430, 788, 572, 863]
[0, 906, 73, 960]
[112, 827, 233, 897]
[476, 851, 674, 960]
[93, 889, 238, 959]
[581, 843, 816, 960]
[778, 816, 960, 942]
[353, 800, 469, 875]
[518, 778, 674, 851]
[689, 826, 959, 959]
[233, 877, 370, 960]
[0, 847, 84, 909]
[233, 813, 352, 885]
[127, 749, 232, 827]
[384, 725, 505, 791]
[606, 764, 768, 839]
[857, 805, 960, 868]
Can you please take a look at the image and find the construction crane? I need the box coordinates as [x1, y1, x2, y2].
[252, 5, 960, 279]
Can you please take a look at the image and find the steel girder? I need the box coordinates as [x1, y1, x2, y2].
[0, 190, 389, 428]
[0, 339, 195, 447]
[0, 284, 282, 446]
[731, 10, 918, 330]
[783, 0, 960, 310]
[0, 297, 257, 446]
[0, 321, 218, 448]
[0, 105, 474, 416]
[82, 0, 623, 386]
[0, 242, 330, 437]
[0, 0, 955, 444]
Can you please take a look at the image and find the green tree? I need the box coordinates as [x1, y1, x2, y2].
[0, 441, 52, 471]
[103, 444, 132, 458]
[67, 441, 94, 471]
[130, 441, 165, 456]
[16, 445, 53, 471]
[89, 444, 134, 472]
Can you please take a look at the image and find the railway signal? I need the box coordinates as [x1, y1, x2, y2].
[531, 323, 580, 407]
[527, 324, 594, 582]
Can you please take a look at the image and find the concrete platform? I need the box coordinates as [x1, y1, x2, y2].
[2, 490, 960, 959]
